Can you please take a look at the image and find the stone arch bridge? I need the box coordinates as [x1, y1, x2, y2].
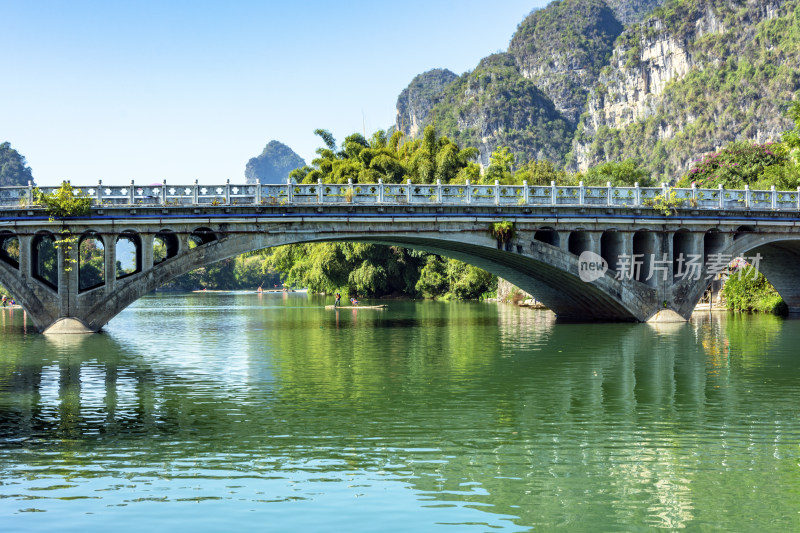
[1, 179, 800, 332]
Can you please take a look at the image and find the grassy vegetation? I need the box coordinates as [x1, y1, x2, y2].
[722, 266, 787, 315]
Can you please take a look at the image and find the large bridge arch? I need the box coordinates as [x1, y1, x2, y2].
[73, 225, 663, 332]
[671, 232, 800, 317]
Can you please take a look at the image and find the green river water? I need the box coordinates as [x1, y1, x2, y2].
[1, 292, 799, 531]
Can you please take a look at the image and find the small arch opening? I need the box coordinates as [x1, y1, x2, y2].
[632, 231, 657, 286]
[704, 229, 727, 261]
[734, 225, 756, 240]
[534, 227, 560, 247]
[672, 230, 697, 282]
[79, 232, 105, 292]
[154, 230, 179, 264]
[600, 231, 624, 273]
[189, 227, 217, 249]
[116, 231, 142, 279]
[32, 232, 58, 290]
[0, 231, 20, 269]
[568, 231, 591, 256]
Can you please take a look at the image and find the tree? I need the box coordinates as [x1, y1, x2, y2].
[485, 146, 516, 184]
[581, 159, 653, 186]
[34, 181, 92, 218]
[676, 141, 786, 189]
[514, 159, 570, 185]
[0, 142, 34, 186]
[777, 100, 800, 171]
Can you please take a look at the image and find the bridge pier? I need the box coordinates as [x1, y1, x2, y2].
[104, 234, 117, 294]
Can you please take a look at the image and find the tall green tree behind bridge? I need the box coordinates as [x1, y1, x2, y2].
[0, 142, 34, 186]
[275, 126, 493, 299]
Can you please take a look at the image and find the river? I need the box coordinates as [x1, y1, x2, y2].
[1, 292, 799, 531]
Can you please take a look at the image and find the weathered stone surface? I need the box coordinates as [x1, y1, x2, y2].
[395, 69, 458, 138]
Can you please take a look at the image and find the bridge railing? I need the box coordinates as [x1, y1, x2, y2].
[3, 179, 800, 212]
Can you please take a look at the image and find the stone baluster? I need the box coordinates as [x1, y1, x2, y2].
[523, 180, 529, 205]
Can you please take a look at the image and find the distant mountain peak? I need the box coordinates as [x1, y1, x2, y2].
[245, 140, 305, 185]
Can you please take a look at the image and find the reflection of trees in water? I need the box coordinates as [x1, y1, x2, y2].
[2, 307, 800, 529]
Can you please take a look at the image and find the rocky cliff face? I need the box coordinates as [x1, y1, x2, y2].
[396, 0, 666, 166]
[508, 0, 624, 125]
[571, 0, 797, 178]
[395, 0, 799, 181]
[395, 69, 457, 138]
[427, 54, 574, 166]
[604, 0, 666, 24]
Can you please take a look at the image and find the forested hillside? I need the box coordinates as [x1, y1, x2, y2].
[0, 142, 34, 186]
[396, 0, 800, 181]
[572, 0, 800, 180]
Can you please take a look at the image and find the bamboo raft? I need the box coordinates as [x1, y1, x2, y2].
[325, 304, 387, 310]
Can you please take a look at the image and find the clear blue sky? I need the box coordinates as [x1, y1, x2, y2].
[1, 0, 548, 186]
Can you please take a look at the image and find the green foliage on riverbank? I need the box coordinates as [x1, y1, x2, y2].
[164, 252, 282, 291]
[722, 266, 787, 315]
[271, 127, 500, 300]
